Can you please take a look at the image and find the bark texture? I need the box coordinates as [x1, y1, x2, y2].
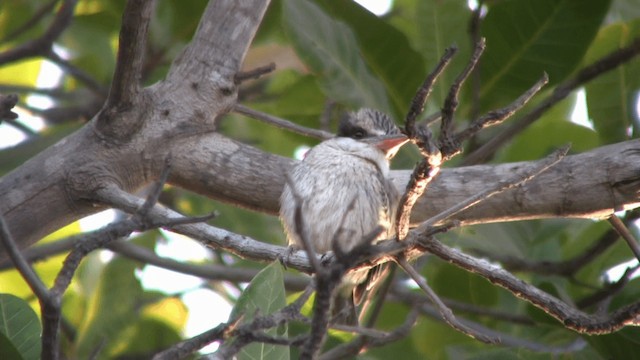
[1, 0, 640, 259]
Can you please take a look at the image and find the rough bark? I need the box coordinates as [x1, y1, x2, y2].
[1, 0, 640, 259]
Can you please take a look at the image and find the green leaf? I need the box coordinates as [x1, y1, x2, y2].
[230, 261, 288, 360]
[586, 327, 640, 360]
[480, 0, 611, 110]
[60, 12, 119, 83]
[282, 0, 391, 113]
[318, 0, 426, 119]
[415, 0, 473, 108]
[584, 20, 640, 144]
[75, 257, 143, 359]
[430, 262, 498, 307]
[0, 293, 41, 360]
[498, 94, 599, 162]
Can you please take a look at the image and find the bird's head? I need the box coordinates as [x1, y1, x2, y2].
[338, 108, 408, 159]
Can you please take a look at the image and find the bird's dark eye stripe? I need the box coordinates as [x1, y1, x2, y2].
[338, 120, 369, 139]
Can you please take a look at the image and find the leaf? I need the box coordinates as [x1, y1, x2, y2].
[75, 258, 143, 359]
[430, 262, 499, 307]
[60, 12, 119, 83]
[479, 0, 611, 111]
[282, 0, 391, 113]
[415, 0, 473, 108]
[0, 293, 41, 360]
[319, 0, 426, 119]
[497, 94, 600, 162]
[586, 327, 640, 360]
[230, 261, 288, 360]
[584, 20, 640, 144]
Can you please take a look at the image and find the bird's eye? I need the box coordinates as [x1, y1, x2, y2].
[352, 130, 365, 139]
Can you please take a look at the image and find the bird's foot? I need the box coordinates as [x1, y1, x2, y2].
[278, 245, 298, 270]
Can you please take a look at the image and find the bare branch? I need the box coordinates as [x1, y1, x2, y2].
[235, 62, 276, 84]
[454, 73, 549, 143]
[318, 308, 419, 360]
[439, 38, 486, 158]
[463, 36, 640, 165]
[404, 46, 458, 139]
[101, 0, 153, 117]
[0, 216, 50, 304]
[608, 215, 640, 262]
[414, 145, 569, 232]
[0, 215, 60, 360]
[0, 0, 58, 42]
[471, 228, 619, 276]
[397, 258, 499, 343]
[46, 51, 108, 97]
[234, 104, 333, 140]
[577, 263, 640, 308]
[0, 0, 77, 65]
[153, 320, 238, 360]
[417, 235, 640, 334]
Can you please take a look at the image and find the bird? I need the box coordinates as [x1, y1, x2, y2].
[280, 108, 408, 324]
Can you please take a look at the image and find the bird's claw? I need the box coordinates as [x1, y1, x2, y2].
[278, 245, 298, 270]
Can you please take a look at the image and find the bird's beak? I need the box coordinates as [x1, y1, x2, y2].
[366, 134, 409, 159]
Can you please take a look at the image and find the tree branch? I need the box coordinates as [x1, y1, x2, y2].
[416, 235, 640, 334]
[0, 0, 77, 65]
[234, 104, 333, 140]
[463, 36, 640, 165]
[98, 0, 153, 116]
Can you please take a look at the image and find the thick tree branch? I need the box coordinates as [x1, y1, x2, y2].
[0, 0, 271, 253]
[101, 0, 152, 116]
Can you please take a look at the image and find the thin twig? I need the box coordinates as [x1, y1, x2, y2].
[608, 215, 640, 262]
[418, 235, 640, 334]
[233, 104, 333, 140]
[107, 241, 310, 290]
[234, 62, 276, 84]
[471, 227, 620, 277]
[153, 320, 240, 360]
[577, 263, 640, 308]
[462, 36, 640, 165]
[397, 257, 499, 343]
[0, 217, 50, 304]
[318, 308, 419, 360]
[404, 46, 458, 138]
[439, 38, 486, 158]
[0, 216, 61, 360]
[414, 145, 569, 233]
[46, 51, 107, 97]
[454, 73, 548, 143]
[0, 0, 77, 65]
[392, 283, 534, 325]
[409, 298, 585, 353]
[139, 156, 172, 216]
[0, 0, 58, 43]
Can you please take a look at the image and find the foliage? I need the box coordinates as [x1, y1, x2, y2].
[0, 0, 639, 358]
